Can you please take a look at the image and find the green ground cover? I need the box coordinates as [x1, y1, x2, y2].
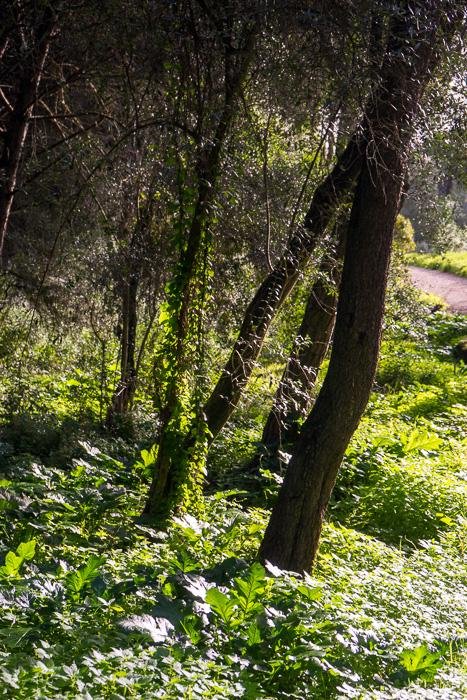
[0, 311, 466, 699]
[407, 252, 467, 278]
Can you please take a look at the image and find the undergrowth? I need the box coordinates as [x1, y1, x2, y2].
[407, 251, 467, 278]
[0, 311, 466, 698]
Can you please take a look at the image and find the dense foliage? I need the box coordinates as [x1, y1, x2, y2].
[0, 304, 466, 698]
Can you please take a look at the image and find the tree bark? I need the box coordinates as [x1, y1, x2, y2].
[106, 261, 139, 423]
[0, 5, 57, 262]
[203, 138, 361, 441]
[258, 0, 451, 573]
[252, 224, 346, 473]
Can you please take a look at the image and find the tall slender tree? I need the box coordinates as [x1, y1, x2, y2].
[258, 0, 462, 573]
[0, 1, 58, 261]
[144, 3, 259, 517]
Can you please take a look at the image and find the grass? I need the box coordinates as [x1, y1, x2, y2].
[407, 251, 467, 278]
[0, 311, 466, 698]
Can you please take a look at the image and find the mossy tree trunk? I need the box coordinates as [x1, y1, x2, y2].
[143, 16, 258, 519]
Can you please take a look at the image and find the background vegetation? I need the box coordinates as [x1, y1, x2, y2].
[407, 251, 467, 278]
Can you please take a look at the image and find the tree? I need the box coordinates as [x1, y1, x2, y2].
[0, 0, 58, 262]
[258, 0, 462, 573]
[249, 221, 346, 474]
[106, 178, 161, 427]
[143, 0, 400, 518]
[143, 1, 259, 517]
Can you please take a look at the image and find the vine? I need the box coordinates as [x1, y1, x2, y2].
[150, 155, 214, 518]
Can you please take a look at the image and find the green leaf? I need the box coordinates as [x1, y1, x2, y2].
[16, 540, 36, 561]
[180, 614, 203, 644]
[233, 562, 266, 614]
[158, 306, 171, 325]
[140, 445, 157, 467]
[205, 588, 236, 624]
[79, 555, 105, 582]
[372, 431, 398, 448]
[171, 549, 198, 573]
[246, 620, 262, 646]
[66, 555, 105, 595]
[400, 644, 442, 675]
[66, 570, 85, 594]
[3, 551, 23, 576]
[297, 584, 324, 602]
[401, 429, 443, 453]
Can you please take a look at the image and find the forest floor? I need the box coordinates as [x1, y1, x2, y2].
[409, 266, 467, 313]
[0, 309, 466, 698]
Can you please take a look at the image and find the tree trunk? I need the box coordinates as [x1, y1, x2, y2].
[144, 21, 258, 517]
[252, 223, 346, 473]
[106, 264, 139, 425]
[258, 0, 450, 573]
[0, 5, 57, 262]
[203, 138, 361, 441]
[106, 197, 153, 429]
[200, 5, 396, 442]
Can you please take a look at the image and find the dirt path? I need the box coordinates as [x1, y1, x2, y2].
[409, 266, 467, 314]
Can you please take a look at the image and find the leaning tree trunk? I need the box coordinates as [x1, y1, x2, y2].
[0, 5, 57, 262]
[251, 223, 346, 474]
[200, 13, 389, 444]
[203, 139, 361, 441]
[258, 0, 454, 573]
[144, 21, 258, 518]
